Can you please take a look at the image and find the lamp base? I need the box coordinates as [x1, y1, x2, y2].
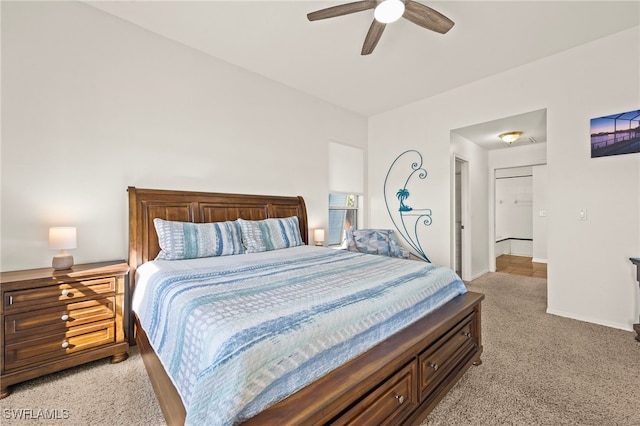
[52, 253, 74, 270]
[314, 242, 324, 247]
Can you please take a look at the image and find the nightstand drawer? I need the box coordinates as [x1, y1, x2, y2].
[4, 320, 116, 371]
[4, 277, 116, 310]
[4, 297, 116, 341]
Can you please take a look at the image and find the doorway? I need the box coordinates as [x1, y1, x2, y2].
[450, 108, 548, 279]
[494, 165, 547, 278]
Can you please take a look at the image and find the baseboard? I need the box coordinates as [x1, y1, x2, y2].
[532, 258, 547, 264]
[468, 270, 489, 281]
[495, 237, 533, 243]
[545, 308, 633, 332]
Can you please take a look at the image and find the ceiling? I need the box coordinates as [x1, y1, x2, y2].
[453, 108, 547, 150]
[85, 1, 638, 148]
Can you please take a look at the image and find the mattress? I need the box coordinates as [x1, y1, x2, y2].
[133, 245, 466, 425]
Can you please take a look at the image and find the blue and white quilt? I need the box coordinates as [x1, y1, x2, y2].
[133, 245, 466, 425]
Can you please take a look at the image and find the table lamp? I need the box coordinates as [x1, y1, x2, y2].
[49, 227, 77, 270]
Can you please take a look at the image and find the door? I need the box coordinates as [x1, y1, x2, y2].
[454, 158, 469, 279]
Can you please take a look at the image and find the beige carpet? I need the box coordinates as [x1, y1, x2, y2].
[423, 272, 640, 426]
[1, 272, 638, 425]
[0, 346, 165, 425]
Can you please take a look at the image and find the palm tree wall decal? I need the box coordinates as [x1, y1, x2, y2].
[384, 150, 432, 262]
[396, 188, 413, 212]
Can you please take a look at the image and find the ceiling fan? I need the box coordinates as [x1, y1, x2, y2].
[307, 0, 454, 55]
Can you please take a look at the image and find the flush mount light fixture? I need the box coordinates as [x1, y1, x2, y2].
[498, 131, 523, 145]
[374, 0, 406, 23]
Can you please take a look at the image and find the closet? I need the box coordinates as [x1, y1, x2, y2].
[495, 166, 533, 257]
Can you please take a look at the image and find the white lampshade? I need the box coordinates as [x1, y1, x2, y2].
[314, 229, 325, 246]
[49, 227, 76, 270]
[374, 0, 405, 24]
[49, 227, 77, 250]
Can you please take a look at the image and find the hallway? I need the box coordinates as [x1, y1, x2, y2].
[496, 254, 547, 279]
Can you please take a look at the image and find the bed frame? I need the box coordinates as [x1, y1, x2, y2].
[127, 186, 484, 426]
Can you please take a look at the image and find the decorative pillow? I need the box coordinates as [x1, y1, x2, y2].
[237, 216, 304, 253]
[345, 229, 410, 259]
[387, 231, 410, 259]
[153, 218, 244, 260]
[349, 229, 392, 256]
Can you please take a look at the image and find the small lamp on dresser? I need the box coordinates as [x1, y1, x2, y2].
[314, 229, 325, 247]
[49, 226, 76, 270]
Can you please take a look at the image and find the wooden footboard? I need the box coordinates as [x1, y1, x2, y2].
[136, 291, 483, 426]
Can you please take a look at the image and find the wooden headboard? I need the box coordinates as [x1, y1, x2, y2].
[128, 186, 308, 268]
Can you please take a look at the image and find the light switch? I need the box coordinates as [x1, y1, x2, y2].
[578, 209, 587, 220]
[539, 210, 547, 217]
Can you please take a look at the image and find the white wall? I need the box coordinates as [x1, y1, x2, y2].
[532, 164, 548, 262]
[495, 173, 533, 241]
[1, 2, 367, 271]
[543, 28, 639, 331]
[369, 27, 639, 331]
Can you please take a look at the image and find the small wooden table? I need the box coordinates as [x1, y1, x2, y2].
[631, 258, 640, 342]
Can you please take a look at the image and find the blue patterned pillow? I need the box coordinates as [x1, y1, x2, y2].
[153, 218, 244, 260]
[345, 229, 410, 259]
[351, 229, 392, 256]
[237, 216, 304, 253]
[388, 231, 410, 259]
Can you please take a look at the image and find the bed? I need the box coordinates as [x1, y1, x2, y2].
[128, 186, 483, 426]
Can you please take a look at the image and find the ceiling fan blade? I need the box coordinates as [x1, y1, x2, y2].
[307, 1, 377, 21]
[361, 20, 386, 55]
[403, 0, 454, 34]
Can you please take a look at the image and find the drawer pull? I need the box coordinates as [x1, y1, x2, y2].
[61, 340, 69, 349]
[61, 314, 69, 321]
[395, 394, 404, 405]
[61, 289, 70, 297]
[463, 332, 472, 338]
[428, 362, 439, 371]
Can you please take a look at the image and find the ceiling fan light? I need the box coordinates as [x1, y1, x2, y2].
[374, 0, 405, 24]
[499, 131, 523, 144]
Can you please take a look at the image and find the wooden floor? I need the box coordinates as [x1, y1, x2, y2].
[496, 254, 547, 279]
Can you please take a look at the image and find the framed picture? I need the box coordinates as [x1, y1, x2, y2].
[590, 109, 640, 158]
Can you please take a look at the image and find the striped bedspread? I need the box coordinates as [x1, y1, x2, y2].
[133, 245, 466, 425]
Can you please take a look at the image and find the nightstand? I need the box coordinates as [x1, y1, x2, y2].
[0, 261, 129, 398]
